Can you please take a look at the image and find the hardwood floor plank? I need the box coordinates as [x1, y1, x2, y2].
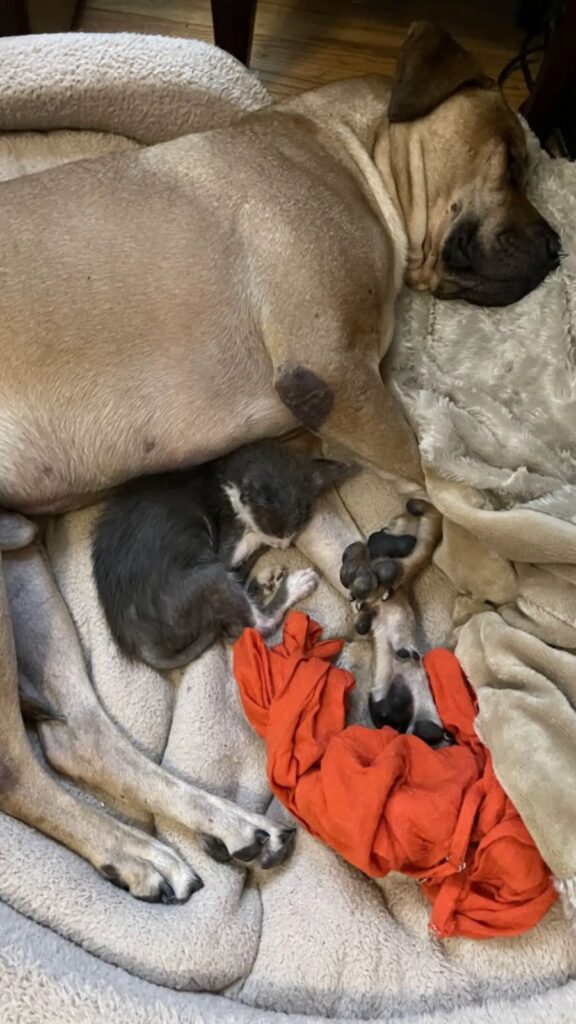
[79, 0, 528, 106]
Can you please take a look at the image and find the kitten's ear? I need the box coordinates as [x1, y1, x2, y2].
[311, 459, 351, 492]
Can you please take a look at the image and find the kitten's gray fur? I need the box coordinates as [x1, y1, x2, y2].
[92, 441, 349, 670]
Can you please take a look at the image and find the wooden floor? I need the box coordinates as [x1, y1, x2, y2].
[78, 0, 529, 108]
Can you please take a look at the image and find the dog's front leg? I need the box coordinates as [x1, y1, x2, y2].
[0, 547, 199, 902]
[296, 486, 365, 595]
[3, 545, 295, 875]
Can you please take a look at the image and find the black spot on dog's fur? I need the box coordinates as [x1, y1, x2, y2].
[275, 365, 334, 431]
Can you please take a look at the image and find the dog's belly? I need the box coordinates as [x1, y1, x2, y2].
[0, 385, 292, 513]
[0, 151, 300, 512]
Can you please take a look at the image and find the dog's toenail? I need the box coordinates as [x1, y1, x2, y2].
[159, 880, 177, 904]
[259, 828, 297, 869]
[410, 650, 421, 662]
[396, 648, 411, 660]
[234, 841, 264, 862]
[233, 828, 271, 862]
[190, 875, 205, 894]
[201, 834, 232, 863]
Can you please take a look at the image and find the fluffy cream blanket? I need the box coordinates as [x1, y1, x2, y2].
[389, 135, 576, 901]
[0, 30, 575, 1024]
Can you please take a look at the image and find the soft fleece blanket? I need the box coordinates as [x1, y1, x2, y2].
[389, 134, 576, 903]
[0, 30, 575, 1024]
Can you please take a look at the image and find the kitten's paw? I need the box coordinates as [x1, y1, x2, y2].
[256, 565, 288, 596]
[286, 568, 319, 604]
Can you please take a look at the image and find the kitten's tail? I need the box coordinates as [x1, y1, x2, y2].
[140, 631, 220, 672]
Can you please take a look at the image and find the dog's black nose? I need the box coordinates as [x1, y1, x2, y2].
[369, 679, 413, 732]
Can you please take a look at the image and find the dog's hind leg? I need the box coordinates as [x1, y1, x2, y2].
[3, 544, 296, 874]
[0, 546, 200, 902]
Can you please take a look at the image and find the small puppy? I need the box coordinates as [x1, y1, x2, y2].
[93, 441, 348, 670]
[339, 500, 448, 747]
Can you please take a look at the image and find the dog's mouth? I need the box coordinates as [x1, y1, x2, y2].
[436, 216, 561, 307]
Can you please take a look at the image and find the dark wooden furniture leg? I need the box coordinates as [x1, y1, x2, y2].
[0, 0, 79, 35]
[210, 0, 257, 66]
[0, 0, 29, 35]
[520, 0, 576, 146]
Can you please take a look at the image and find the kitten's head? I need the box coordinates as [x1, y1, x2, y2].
[225, 443, 350, 543]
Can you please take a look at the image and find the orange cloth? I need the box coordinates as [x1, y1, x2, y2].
[233, 611, 556, 939]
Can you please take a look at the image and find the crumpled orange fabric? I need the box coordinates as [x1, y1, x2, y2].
[233, 610, 556, 939]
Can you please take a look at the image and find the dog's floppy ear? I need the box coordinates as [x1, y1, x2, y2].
[311, 459, 351, 492]
[388, 21, 494, 123]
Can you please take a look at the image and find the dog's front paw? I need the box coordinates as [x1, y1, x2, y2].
[200, 816, 296, 870]
[340, 541, 399, 606]
[99, 835, 203, 904]
[286, 568, 319, 604]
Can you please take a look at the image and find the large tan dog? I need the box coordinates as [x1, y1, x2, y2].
[0, 23, 560, 902]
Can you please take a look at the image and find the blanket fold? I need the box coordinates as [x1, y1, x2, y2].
[233, 611, 556, 940]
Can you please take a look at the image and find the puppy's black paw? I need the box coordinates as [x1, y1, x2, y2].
[367, 530, 417, 560]
[340, 541, 399, 605]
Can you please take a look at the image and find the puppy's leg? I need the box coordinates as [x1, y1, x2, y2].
[0, 548, 200, 902]
[385, 500, 442, 586]
[368, 592, 443, 741]
[3, 545, 295, 871]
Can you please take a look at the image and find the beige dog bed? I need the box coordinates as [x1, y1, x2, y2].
[0, 31, 575, 1024]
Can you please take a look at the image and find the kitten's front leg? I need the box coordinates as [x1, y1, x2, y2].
[251, 568, 319, 637]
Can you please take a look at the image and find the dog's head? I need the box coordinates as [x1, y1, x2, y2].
[376, 22, 560, 306]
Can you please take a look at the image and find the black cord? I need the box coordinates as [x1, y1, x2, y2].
[498, 28, 549, 90]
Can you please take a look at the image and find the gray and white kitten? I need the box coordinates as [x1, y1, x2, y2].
[92, 441, 349, 670]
